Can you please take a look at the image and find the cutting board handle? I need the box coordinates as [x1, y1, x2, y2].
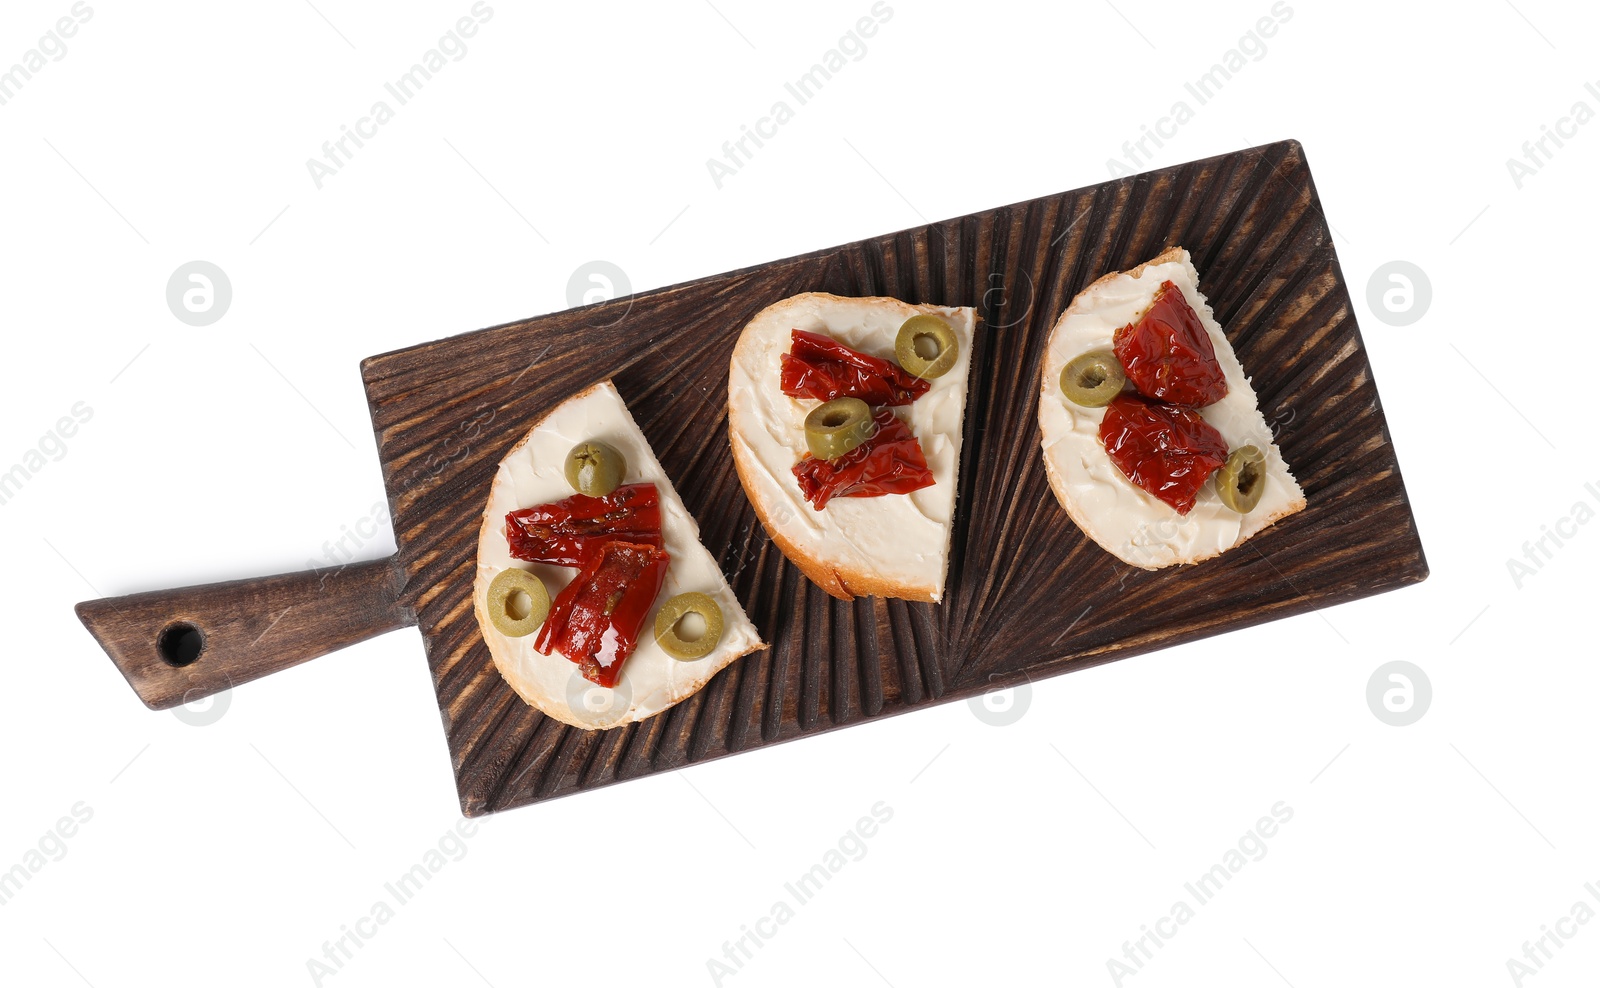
[75, 556, 413, 710]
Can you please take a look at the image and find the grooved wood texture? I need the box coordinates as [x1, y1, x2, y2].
[360, 140, 1427, 816]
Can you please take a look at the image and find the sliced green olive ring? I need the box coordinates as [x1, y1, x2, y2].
[1060, 350, 1127, 407]
[654, 592, 725, 661]
[487, 568, 551, 638]
[564, 440, 626, 497]
[804, 397, 875, 460]
[1216, 445, 1267, 513]
[895, 315, 960, 380]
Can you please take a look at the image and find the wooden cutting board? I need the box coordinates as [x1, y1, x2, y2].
[77, 140, 1427, 816]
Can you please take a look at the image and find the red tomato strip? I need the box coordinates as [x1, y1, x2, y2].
[1098, 394, 1228, 515]
[505, 483, 662, 566]
[792, 408, 935, 510]
[1113, 281, 1228, 407]
[780, 330, 931, 406]
[533, 540, 670, 688]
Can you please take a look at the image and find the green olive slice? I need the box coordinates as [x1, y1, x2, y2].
[1216, 445, 1267, 513]
[487, 568, 551, 638]
[895, 315, 960, 380]
[1060, 350, 1127, 407]
[804, 398, 875, 460]
[564, 440, 626, 497]
[654, 592, 725, 660]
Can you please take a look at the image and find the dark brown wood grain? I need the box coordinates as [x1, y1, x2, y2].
[357, 139, 1428, 816]
[77, 557, 412, 710]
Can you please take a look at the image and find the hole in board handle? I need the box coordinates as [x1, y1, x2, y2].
[157, 622, 205, 667]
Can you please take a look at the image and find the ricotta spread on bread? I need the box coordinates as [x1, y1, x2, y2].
[474, 381, 764, 730]
[1038, 248, 1305, 568]
[728, 293, 980, 602]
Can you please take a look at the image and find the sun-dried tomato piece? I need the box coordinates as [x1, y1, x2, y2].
[1113, 281, 1228, 407]
[1098, 394, 1229, 515]
[792, 408, 935, 510]
[533, 540, 670, 688]
[780, 330, 931, 406]
[505, 483, 662, 567]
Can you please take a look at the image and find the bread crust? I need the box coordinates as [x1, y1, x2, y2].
[727, 292, 970, 603]
[473, 380, 766, 730]
[1037, 249, 1306, 569]
[729, 421, 938, 602]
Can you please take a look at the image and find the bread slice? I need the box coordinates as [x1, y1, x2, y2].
[473, 380, 765, 730]
[728, 292, 980, 602]
[1038, 247, 1305, 569]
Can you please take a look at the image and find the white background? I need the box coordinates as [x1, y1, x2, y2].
[2, 1, 1596, 985]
